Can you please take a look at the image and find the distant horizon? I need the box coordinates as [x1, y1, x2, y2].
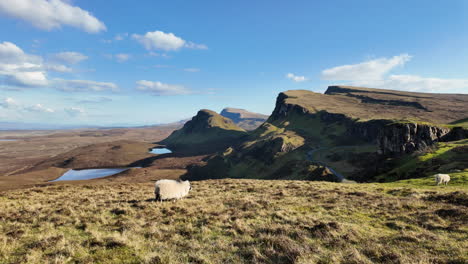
[1, 0, 468, 126]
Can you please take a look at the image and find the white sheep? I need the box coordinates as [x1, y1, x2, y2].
[434, 174, 450, 186]
[154, 179, 191, 201]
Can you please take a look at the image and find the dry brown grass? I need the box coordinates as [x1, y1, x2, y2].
[0, 179, 466, 263]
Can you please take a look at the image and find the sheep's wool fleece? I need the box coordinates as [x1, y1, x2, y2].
[435, 174, 450, 184]
[155, 180, 190, 200]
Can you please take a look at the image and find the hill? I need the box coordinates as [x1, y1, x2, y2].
[220, 108, 269, 130]
[0, 180, 466, 263]
[161, 109, 248, 153]
[186, 86, 468, 182]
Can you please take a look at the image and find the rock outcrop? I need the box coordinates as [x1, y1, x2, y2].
[378, 123, 451, 155]
[185, 87, 468, 182]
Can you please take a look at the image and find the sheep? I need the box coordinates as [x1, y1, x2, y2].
[434, 174, 450, 186]
[154, 179, 191, 201]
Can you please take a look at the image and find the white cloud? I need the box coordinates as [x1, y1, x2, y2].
[357, 75, 468, 93]
[185, 42, 208, 50]
[0, 97, 54, 113]
[115, 53, 131, 62]
[321, 54, 468, 93]
[0, 0, 106, 33]
[0, 97, 18, 108]
[55, 79, 118, 92]
[321, 54, 411, 81]
[0, 41, 48, 87]
[286, 73, 307, 82]
[0, 41, 119, 93]
[136, 80, 191, 96]
[24, 103, 54, 113]
[65, 107, 85, 116]
[5, 71, 48, 86]
[52, 51, 88, 64]
[184, 68, 200, 72]
[132, 30, 207, 51]
[45, 64, 72, 73]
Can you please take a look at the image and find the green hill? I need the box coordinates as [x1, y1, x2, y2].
[186, 86, 468, 182]
[161, 109, 247, 153]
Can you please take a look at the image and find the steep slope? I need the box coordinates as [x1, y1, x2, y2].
[161, 109, 248, 153]
[186, 86, 468, 182]
[220, 108, 269, 130]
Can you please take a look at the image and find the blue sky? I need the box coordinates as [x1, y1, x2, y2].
[0, 0, 467, 126]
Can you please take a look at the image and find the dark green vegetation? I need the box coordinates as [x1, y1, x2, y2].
[161, 109, 247, 154]
[374, 139, 468, 182]
[187, 86, 468, 182]
[1, 180, 466, 264]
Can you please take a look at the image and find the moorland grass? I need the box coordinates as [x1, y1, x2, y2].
[0, 179, 466, 264]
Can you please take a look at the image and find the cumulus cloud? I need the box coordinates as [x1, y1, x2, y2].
[0, 97, 18, 108]
[321, 54, 468, 93]
[136, 80, 191, 96]
[64, 107, 85, 116]
[132, 30, 207, 51]
[0, 41, 82, 87]
[322, 54, 411, 81]
[52, 51, 88, 64]
[55, 79, 118, 92]
[0, 0, 106, 33]
[0, 97, 54, 113]
[4, 71, 48, 87]
[286, 73, 307, 82]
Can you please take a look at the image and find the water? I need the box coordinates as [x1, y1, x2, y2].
[149, 147, 172, 154]
[0, 139, 17, 142]
[51, 168, 131, 182]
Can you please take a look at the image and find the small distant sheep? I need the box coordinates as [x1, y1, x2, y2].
[434, 174, 450, 186]
[155, 179, 191, 201]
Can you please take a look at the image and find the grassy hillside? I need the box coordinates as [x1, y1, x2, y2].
[0, 180, 466, 263]
[161, 109, 247, 153]
[281, 86, 468, 124]
[375, 139, 468, 182]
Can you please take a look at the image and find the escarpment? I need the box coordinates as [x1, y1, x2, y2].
[185, 86, 468, 182]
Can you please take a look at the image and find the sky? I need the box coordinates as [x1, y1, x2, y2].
[0, 0, 467, 126]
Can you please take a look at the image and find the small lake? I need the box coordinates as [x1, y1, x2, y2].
[51, 168, 132, 182]
[149, 147, 172, 154]
[0, 139, 17, 142]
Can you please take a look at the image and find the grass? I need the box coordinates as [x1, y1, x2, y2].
[1, 180, 467, 263]
[376, 139, 468, 182]
[386, 171, 468, 188]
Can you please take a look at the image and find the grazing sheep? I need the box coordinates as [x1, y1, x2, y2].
[155, 179, 191, 201]
[434, 174, 450, 186]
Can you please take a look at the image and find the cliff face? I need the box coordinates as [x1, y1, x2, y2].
[185, 87, 468, 182]
[378, 123, 451, 155]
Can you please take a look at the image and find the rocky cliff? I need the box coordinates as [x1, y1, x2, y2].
[378, 123, 451, 155]
[185, 86, 468, 182]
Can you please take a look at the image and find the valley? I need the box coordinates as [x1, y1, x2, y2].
[0, 86, 466, 263]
